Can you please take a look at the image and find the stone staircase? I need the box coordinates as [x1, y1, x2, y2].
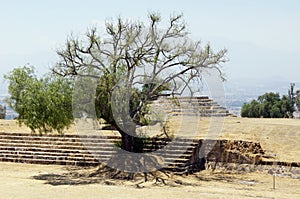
[149, 96, 233, 117]
[0, 132, 201, 174]
[146, 137, 203, 174]
[0, 132, 120, 166]
[2, 132, 295, 174]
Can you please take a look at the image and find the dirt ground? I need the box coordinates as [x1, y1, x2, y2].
[0, 118, 300, 198]
[0, 162, 300, 199]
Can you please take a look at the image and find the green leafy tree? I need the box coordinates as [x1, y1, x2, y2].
[241, 92, 294, 118]
[295, 91, 300, 110]
[53, 13, 227, 152]
[241, 103, 250, 117]
[4, 66, 73, 134]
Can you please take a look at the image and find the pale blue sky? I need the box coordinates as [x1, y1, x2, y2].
[1, 0, 300, 93]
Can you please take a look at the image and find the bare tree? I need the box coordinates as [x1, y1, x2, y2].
[53, 13, 227, 152]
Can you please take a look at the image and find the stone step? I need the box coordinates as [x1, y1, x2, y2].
[0, 148, 193, 164]
[0, 152, 117, 164]
[171, 113, 230, 117]
[0, 133, 121, 142]
[155, 153, 192, 159]
[0, 156, 99, 166]
[0, 146, 195, 159]
[164, 162, 188, 169]
[0, 139, 197, 151]
[145, 141, 198, 147]
[0, 146, 117, 155]
[163, 157, 189, 164]
[158, 102, 219, 107]
[165, 99, 213, 103]
[0, 132, 120, 138]
[167, 107, 227, 111]
[149, 96, 232, 119]
[0, 149, 114, 159]
[0, 139, 118, 147]
[159, 147, 195, 152]
[151, 105, 224, 110]
[0, 152, 100, 162]
[0, 142, 117, 151]
[0, 150, 192, 168]
[169, 111, 229, 115]
[156, 107, 228, 112]
[0, 132, 200, 174]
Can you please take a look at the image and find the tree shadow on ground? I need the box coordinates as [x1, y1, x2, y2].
[32, 167, 250, 187]
[32, 154, 169, 187]
[32, 172, 108, 186]
[32, 169, 169, 187]
[32, 165, 121, 186]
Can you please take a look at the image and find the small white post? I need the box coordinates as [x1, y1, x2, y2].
[273, 174, 276, 190]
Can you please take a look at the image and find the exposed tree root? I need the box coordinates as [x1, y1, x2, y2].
[87, 163, 172, 186]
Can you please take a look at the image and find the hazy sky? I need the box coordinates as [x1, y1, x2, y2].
[1, 0, 300, 93]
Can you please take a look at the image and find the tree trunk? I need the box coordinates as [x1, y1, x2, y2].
[116, 121, 137, 152]
[121, 132, 134, 152]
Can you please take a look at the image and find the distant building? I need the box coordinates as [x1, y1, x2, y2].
[293, 111, 300, 119]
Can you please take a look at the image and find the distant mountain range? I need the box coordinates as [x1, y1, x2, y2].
[224, 78, 300, 116]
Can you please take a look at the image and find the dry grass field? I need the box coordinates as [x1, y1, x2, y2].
[168, 116, 300, 163]
[0, 118, 300, 198]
